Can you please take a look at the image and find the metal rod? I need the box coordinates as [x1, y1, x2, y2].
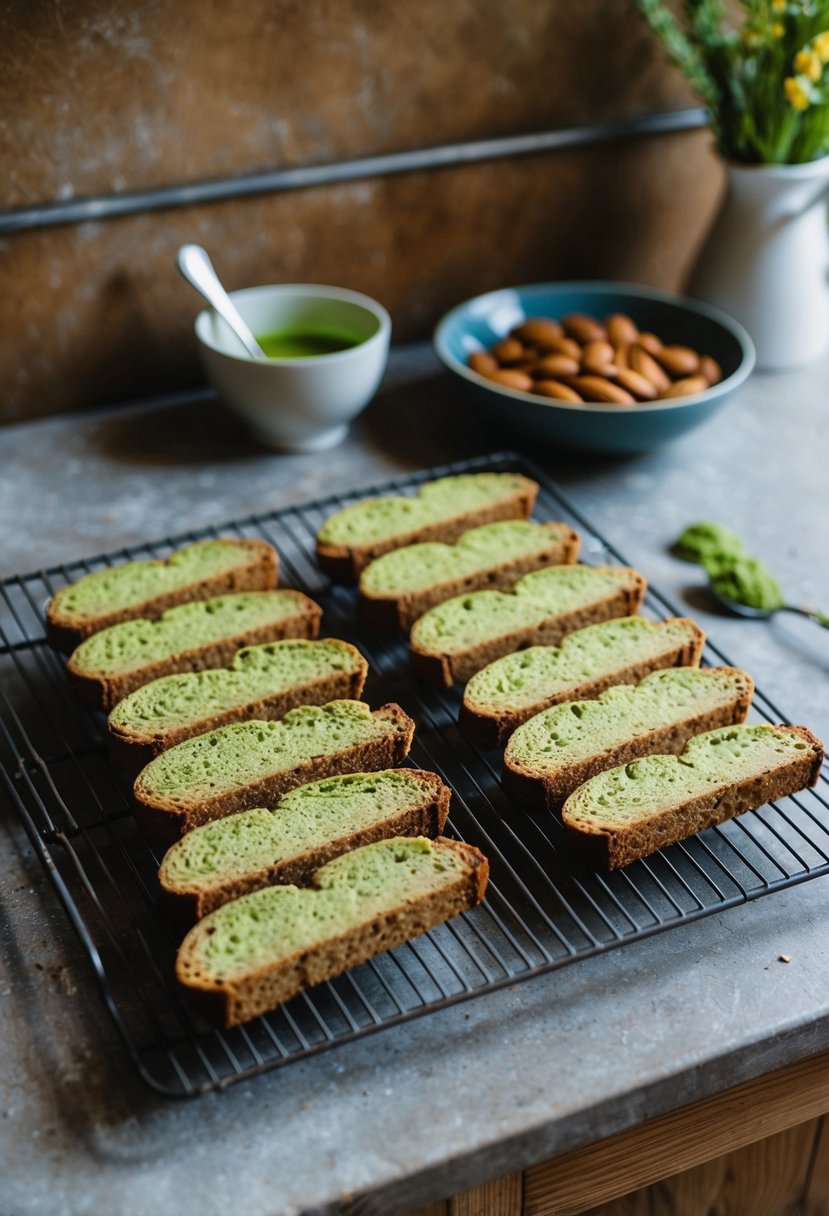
[0, 108, 708, 236]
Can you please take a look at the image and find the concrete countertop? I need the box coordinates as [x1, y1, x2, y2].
[1, 345, 828, 1216]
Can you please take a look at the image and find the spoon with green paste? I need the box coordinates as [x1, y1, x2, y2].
[673, 522, 829, 628]
[708, 562, 829, 627]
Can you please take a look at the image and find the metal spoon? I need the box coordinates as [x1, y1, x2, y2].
[711, 585, 829, 628]
[176, 244, 266, 360]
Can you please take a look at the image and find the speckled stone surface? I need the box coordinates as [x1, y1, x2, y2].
[1, 346, 828, 1216]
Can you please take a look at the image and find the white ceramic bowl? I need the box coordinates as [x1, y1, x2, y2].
[195, 284, 391, 452]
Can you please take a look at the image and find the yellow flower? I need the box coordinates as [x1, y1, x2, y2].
[772, 21, 785, 37]
[814, 31, 829, 62]
[742, 27, 760, 47]
[785, 76, 810, 110]
[795, 49, 822, 81]
[772, 0, 786, 9]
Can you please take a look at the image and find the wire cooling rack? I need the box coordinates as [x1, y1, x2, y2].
[1, 452, 828, 1097]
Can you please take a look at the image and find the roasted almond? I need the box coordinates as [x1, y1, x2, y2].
[490, 337, 525, 365]
[485, 368, 534, 391]
[469, 351, 499, 377]
[533, 380, 584, 402]
[637, 331, 663, 355]
[655, 344, 700, 377]
[606, 313, 639, 346]
[700, 355, 723, 386]
[613, 343, 630, 371]
[615, 368, 659, 401]
[571, 375, 636, 405]
[544, 335, 583, 360]
[512, 318, 564, 348]
[562, 313, 607, 343]
[581, 340, 615, 368]
[533, 353, 581, 378]
[629, 346, 671, 392]
[662, 374, 708, 398]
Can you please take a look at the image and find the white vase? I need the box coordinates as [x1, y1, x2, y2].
[688, 157, 829, 370]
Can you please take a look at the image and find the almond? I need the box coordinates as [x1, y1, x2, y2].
[571, 375, 636, 405]
[533, 353, 580, 378]
[700, 355, 723, 386]
[544, 335, 583, 360]
[485, 368, 534, 391]
[613, 343, 630, 371]
[655, 344, 700, 377]
[562, 313, 607, 343]
[606, 313, 639, 346]
[468, 352, 499, 377]
[662, 375, 708, 398]
[511, 318, 564, 348]
[490, 337, 525, 365]
[637, 331, 663, 355]
[581, 340, 615, 370]
[533, 380, 584, 402]
[629, 346, 671, 392]
[615, 368, 658, 400]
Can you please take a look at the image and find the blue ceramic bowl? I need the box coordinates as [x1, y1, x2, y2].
[433, 282, 755, 454]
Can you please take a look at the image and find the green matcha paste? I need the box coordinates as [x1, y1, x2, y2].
[673, 522, 784, 611]
[707, 557, 784, 612]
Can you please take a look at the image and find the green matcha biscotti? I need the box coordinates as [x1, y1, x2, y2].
[108, 638, 367, 772]
[562, 723, 824, 870]
[316, 472, 538, 581]
[68, 590, 322, 713]
[176, 835, 489, 1027]
[358, 519, 581, 629]
[134, 700, 416, 843]
[158, 769, 451, 926]
[46, 538, 278, 652]
[461, 615, 705, 748]
[411, 565, 647, 687]
[503, 666, 754, 810]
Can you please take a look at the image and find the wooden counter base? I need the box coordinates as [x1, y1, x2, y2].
[408, 1048, 829, 1216]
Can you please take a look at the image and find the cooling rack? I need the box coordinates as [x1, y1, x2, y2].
[1, 451, 827, 1097]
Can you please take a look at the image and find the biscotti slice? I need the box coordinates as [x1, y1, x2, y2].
[176, 835, 489, 1026]
[159, 769, 451, 926]
[562, 723, 824, 870]
[462, 615, 705, 748]
[359, 519, 581, 629]
[134, 700, 416, 843]
[108, 638, 367, 772]
[503, 666, 754, 810]
[316, 472, 538, 581]
[411, 565, 646, 687]
[46, 538, 277, 652]
[68, 590, 321, 713]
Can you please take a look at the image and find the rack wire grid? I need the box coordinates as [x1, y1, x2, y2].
[1, 451, 828, 1098]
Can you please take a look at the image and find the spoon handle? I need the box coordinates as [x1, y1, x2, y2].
[783, 604, 829, 629]
[177, 245, 265, 360]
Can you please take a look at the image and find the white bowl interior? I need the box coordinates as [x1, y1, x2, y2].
[196, 286, 387, 361]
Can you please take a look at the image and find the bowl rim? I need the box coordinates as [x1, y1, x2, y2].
[195, 282, 392, 366]
[432, 279, 756, 414]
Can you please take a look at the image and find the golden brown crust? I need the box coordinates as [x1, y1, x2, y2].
[176, 836, 489, 1027]
[358, 523, 581, 631]
[108, 641, 368, 776]
[502, 666, 754, 810]
[67, 591, 322, 713]
[133, 702, 417, 847]
[415, 568, 647, 690]
[316, 477, 538, 583]
[463, 615, 705, 751]
[45, 538, 278, 653]
[157, 770, 452, 930]
[563, 724, 825, 870]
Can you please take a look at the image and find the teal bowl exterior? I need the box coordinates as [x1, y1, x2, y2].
[433, 282, 755, 454]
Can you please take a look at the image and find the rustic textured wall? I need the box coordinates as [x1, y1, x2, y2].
[0, 0, 723, 422]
